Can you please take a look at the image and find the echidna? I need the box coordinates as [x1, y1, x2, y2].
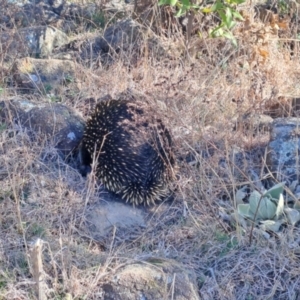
[80, 97, 175, 206]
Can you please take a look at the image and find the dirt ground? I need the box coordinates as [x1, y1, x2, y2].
[1, 0, 300, 299]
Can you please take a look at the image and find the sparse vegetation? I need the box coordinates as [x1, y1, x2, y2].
[1, 0, 300, 299]
[235, 181, 300, 236]
[91, 11, 107, 29]
[158, 0, 246, 45]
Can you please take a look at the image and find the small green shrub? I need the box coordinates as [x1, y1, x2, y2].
[0, 123, 6, 133]
[235, 182, 300, 233]
[158, 0, 245, 46]
[91, 11, 106, 28]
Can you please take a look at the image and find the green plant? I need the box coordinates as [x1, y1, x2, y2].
[204, 0, 245, 46]
[63, 74, 74, 85]
[278, 0, 290, 15]
[0, 276, 7, 290]
[91, 11, 106, 28]
[235, 182, 300, 233]
[0, 123, 6, 133]
[44, 83, 52, 94]
[27, 223, 46, 238]
[47, 94, 61, 103]
[158, 0, 245, 46]
[16, 254, 29, 271]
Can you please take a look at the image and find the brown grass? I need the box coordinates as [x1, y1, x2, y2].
[1, 0, 300, 299]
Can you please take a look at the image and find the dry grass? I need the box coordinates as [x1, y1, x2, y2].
[2, 0, 300, 299]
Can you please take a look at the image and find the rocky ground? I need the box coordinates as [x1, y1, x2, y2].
[2, 0, 300, 299]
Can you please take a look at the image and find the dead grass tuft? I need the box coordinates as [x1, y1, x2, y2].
[2, 1, 300, 298]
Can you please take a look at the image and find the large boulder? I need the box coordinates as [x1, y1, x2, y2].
[0, 99, 84, 158]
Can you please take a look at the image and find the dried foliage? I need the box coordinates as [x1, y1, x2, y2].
[1, 0, 300, 299]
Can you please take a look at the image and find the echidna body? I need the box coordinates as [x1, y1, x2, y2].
[80, 98, 175, 205]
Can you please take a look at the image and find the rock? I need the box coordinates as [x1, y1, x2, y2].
[0, 1, 73, 31]
[15, 3, 61, 27]
[84, 198, 200, 300]
[72, 18, 169, 67]
[102, 258, 200, 300]
[0, 26, 68, 59]
[235, 113, 273, 133]
[47, 0, 66, 15]
[101, 18, 141, 53]
[12, 57, 87, 92]
[75, 18, 142, 65]
[103, 0, 132, 13]
[0, 0, 100, 33]
[0, 99, 84, 158]
[267, 118, 300, 184]
[85, 199, 146, 239]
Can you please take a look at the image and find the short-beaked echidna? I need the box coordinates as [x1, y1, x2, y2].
[80, 98, 175, 205]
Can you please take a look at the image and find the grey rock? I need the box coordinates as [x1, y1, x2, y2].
[77, 18, 142, 64]
[102, 258, 200, 300]
[267, 118, 300, 184]
[74, 18, 168, 67]
[6, 0, 30, 4]
[16, 3, 61, 27]
[0, 26, 68, 59]
[0, 1, 78, 24]
[0, 0, 100, 32]
[83, 199, 200, 300]
[103, 0, 130, 13]
[1, 2, 61, 29]
[47, 0, 65, 15]
[0, 99, 84, 157]
[101, 18, 141, 52]
[86, 200, 146, 239]
[12, 57, 87, 92]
